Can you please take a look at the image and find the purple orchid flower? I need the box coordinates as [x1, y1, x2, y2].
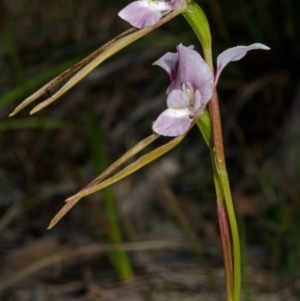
[152, 43, 270, 137]
[118, 0, 186, 29]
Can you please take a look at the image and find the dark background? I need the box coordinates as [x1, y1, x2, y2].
[0, 0, 299, 300]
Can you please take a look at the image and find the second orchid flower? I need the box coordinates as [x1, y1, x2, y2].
[118, 0, 187, 28]
[152, 43, 270, 137]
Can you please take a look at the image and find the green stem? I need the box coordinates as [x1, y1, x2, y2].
[197, 119, 233, 300]
[219, 169, 241, 301]
[209, 91, 241, 301]
[213, 161, 234, 301]
[186, 3, 241, 300]
[218, 205, 234, 301]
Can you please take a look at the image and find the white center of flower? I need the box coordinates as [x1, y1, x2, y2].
[146, 0, 172, 11]
[181, 83, 195, 108]
[165, 108, 191, 117]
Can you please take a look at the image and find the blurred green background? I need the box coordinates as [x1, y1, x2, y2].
[0, 0, 299, 300]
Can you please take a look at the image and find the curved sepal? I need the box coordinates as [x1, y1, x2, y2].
[48, 133, 187, 229]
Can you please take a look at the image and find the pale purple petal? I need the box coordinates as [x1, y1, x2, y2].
[215, 43, 270, 83]
[171, 0, 186, 9]
[118, 1, 171, 29]
[153, 45, 194, 83]
[193, 90, 202, 113]
[167, 75, 182, 94]
[152, 108, 192, 136]
[176, 44, 214, 103]
[167, 89, 188, 108]
[153, 51, 178, 81]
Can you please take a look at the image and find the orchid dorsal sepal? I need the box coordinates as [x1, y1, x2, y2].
[9, 9, 184, 117]
[48, 133, 187, 229]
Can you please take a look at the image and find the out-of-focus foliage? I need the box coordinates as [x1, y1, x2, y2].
[0, 0, 299, 300]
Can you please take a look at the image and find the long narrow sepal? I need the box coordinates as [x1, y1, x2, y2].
[76, 134, 158, 194]
[9, 28, 136, 117]
[9, 8, 186, 117]
[48, 134, 186, 229]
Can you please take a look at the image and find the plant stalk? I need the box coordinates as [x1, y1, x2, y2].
[209, 90, 241, 301]
[185, 3, 241, 300]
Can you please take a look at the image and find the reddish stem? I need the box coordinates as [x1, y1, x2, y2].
[218, 205, 233, 299]
[209, 89, 226, 171]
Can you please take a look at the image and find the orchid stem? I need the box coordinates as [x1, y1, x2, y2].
[209, 91, 241, 301]
[185, 3, 241, 300]
[210, 147, 234, 301]
[212, 154, 234, 301]
[197, 119, 233, 301]
[219, 170, 241, 301]
[218, 205, 234, 300]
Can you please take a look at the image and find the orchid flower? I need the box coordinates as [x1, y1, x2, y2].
[118, 0, 186, 29]
[152, 43, 270, 137]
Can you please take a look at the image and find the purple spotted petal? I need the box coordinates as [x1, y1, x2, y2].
[176, 44, 214, 103]
[152, 108, 192, 136]
[215, 43, 270, 83]
[118, 1, 171, 29]
[153, 51, 178, 81]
